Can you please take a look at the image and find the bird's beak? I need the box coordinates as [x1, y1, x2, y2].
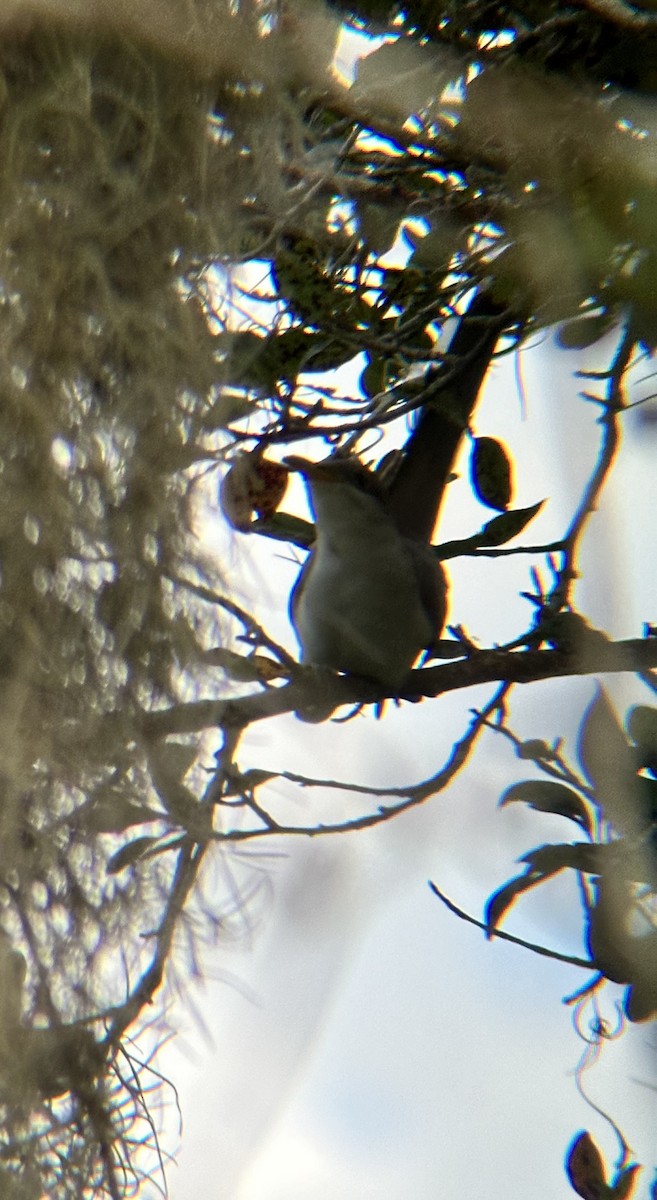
[283, 455, 334, 482]
[283, 454, 313, 473]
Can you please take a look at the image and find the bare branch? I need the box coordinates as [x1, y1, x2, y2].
[429, 883, 594, 969]
[576, 0, 657, 30]
[138, 637, 657, 737]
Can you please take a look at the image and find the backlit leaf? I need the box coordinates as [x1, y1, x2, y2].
[566, 1132, 608, 1200]
[500, 780, 592, 834]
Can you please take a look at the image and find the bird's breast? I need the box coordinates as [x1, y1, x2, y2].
[291, 525, 437, 688]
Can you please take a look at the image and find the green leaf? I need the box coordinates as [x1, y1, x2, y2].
[434, 501, 544, 559]
[608, 1164, 641, 1200]
[260, 328, 356, 379]
[356, 200, 403, 255]
[470, 436, 513, 511]
[557, 312, 614, 350]
[107, 836, 161, 874]
[271, 236, 340, 323]
[77, 793, 162, 834]
[521, 841, 601, 875]
[484, 869, 547, 934]
[516, 739, 556, 761]
[251, 510, 316, 549]
[566, 1132, 608, 1200]
[578, 687, 648, 835]
[214, 330, 272, 390]
[478, 501, 544, 546]
[360, 355, 387, 398]
[626, 704, 657, 759]
[500, 781, 592, 835]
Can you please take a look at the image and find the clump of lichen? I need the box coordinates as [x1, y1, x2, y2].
[0, 5, 310, 1194]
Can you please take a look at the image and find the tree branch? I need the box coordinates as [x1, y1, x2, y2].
[428, 883, 594, 969]
[576, 0, 657, 30]
[138, 636, 657, 738]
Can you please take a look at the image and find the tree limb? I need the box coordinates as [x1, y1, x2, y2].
[138, 636, 657, 738]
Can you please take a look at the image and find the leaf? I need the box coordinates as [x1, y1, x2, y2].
[360, 355, 387, 398]
[251, 510, 316, 549]
[214, 330, 272, 390]
[470, 436, 513, 510]
[271, 236, 341, 324]
[484, 844, 579, 933]
[500, 781, 592, 834]
[608, 1164, 641, 1200]
[578, 687, 647, 835]
[434, 501, 544, 559]
[516, 739, 556, 761]
[477, 501, 544, 546]
[566, 1132, 608, 1200]
[485, 871, 546, 934]
[356, 200, 403, 255]
[521, 841, 601, 875]
[586, 875, 635, 984]
[260, 328, 356, 378]
[107, 836, 161, 874]
[77, 793, 162, 834]
[557, 312, 614, 350]
[626, 704, 657, 768]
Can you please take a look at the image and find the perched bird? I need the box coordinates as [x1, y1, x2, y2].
[287, 292, 507, 689]
[286, 455, 448, 688]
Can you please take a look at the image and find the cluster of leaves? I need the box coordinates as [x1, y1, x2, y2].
[487, 688, 657, 1023]
[213, 0, 657, 459]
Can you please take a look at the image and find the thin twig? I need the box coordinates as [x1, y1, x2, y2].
[205, 684, 509, 839]
[428, 883, 593, 969]
[559, 328, 636, 605]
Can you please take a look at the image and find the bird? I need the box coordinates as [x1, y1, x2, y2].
[286, 292, 507, 689]
[285, 454, 448, 688]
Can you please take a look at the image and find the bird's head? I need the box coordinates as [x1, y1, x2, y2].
[284, 454, 385, 501]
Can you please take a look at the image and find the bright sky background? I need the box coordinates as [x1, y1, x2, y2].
[151, 26, 657, 1200]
